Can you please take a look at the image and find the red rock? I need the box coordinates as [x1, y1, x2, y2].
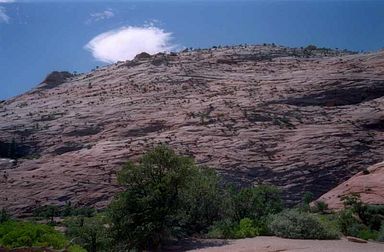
[346, 236, 368, 243]
[315, 162, 384, 209]
[0, 45, 383, 215]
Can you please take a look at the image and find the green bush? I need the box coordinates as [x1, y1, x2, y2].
[207, 219, 237, 239]
[337, 208, 361, 235]
[0, 209, 10, 224]
[0, 220, 69, 249]
[357, 228, 378, 241]
[359, 205, 384, 231]
[33, 205, 60, 223]
[378, 224, 384, 242]
[231, 185, 283, 221]
[180, 166, 228, 233]
[33, 204, 95, 221]
[312, 201, 328, 214]
[339, 194, 384, 239]
[107, 145, 285, 249]
[65, 214, 110, 252]
[268, 209, 340, 239]
[207, 218, 260, 239]
[108, 145, 226, 250]
[233, 218, 260, 238]
[68, 244, 87, 252]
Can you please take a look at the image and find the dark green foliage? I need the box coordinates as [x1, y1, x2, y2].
[337, 209, 359, 235]
[65, 214, 110, 252]
[33, 204, 95, 222]
[358, 205, 384, 231]
[207, 219, 237, 239]
[268, 209, 340, 239]
[338, 194, 384, 241]
[207, 218, 260, 239]
[378, 224, 384, 242]
[303, 192, 314, 205]
[61, 203, 95, 218]
[356, 229, 378, 241]
[107, 146, 284, 248]
[33, 205, 60, 223]
[337, 208, 379, 240]
[312, 201, 329, 214]
[0, 209, 10, 224]
[0, 220, 68, 249]
[109, 145, 219, 250]
[341, 194, 384, 232]
[180, 166, 228, 233]
[231, 185, 283, 221]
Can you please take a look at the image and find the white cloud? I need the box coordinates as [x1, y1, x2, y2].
[0, 0, 15, 3]
[86, 9, 114, 24]
[0, 6, 10, 23]
[85, 26, 177, 63]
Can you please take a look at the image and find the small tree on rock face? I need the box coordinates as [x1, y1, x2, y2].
[0, 208, 9, 223]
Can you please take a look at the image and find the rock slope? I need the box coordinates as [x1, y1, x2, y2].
[315, 162, 384, 209]
[0, 45, 383, 214]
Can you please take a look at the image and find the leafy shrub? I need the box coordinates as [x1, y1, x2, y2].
[378, 224, 384, 242]
[356, 228, 378, 241]
[180, 166, 228, 233]
[231, 185, 283, 221]
[65, 214, 110, 252]
[336, 208, 378, 240]
[207, 218, 260, 239]
[0, 220, 69, 249]
[302, 192, 314, 205]
[233, 218, 260, 238]
[340, 193, 384, 237]
[207, 219, 237, 239]
[33, 204, 95, 221]
[312, 201, 328, 214]
[108, 145, 226, 250]
[268, 209, 340, 239]
[33, 205, 60, 223]
[68, 244, 87, 252]
[107, 145, 285, 249]
[61, 204, 95, 218]
[338, 209, 359, 235]
[0, 209, 9, 224]
[359, 205, 384, 231]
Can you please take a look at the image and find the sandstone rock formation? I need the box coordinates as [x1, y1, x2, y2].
[0, 45, 383, 215]
[315, 162, 384, 209]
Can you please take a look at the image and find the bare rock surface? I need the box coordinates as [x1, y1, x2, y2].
[180, 236, 384, 252]
[315, 162, 384, 209]
[0, 45, 383, 214]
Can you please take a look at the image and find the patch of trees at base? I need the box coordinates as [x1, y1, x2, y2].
[1, 146, 384, 251]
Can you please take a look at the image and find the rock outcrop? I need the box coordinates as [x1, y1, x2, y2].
[315, 162, 384, 209]
[0, 45, 383, 215]
[38, 71, 74, 90]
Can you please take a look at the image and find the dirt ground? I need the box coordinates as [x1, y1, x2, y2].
[166, 236, 384, 252]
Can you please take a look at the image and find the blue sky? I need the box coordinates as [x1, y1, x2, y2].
[0, 0, 383, 100]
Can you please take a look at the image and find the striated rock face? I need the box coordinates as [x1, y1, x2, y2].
[315, 162, 384, 210]
[0, 45, 383, 215]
